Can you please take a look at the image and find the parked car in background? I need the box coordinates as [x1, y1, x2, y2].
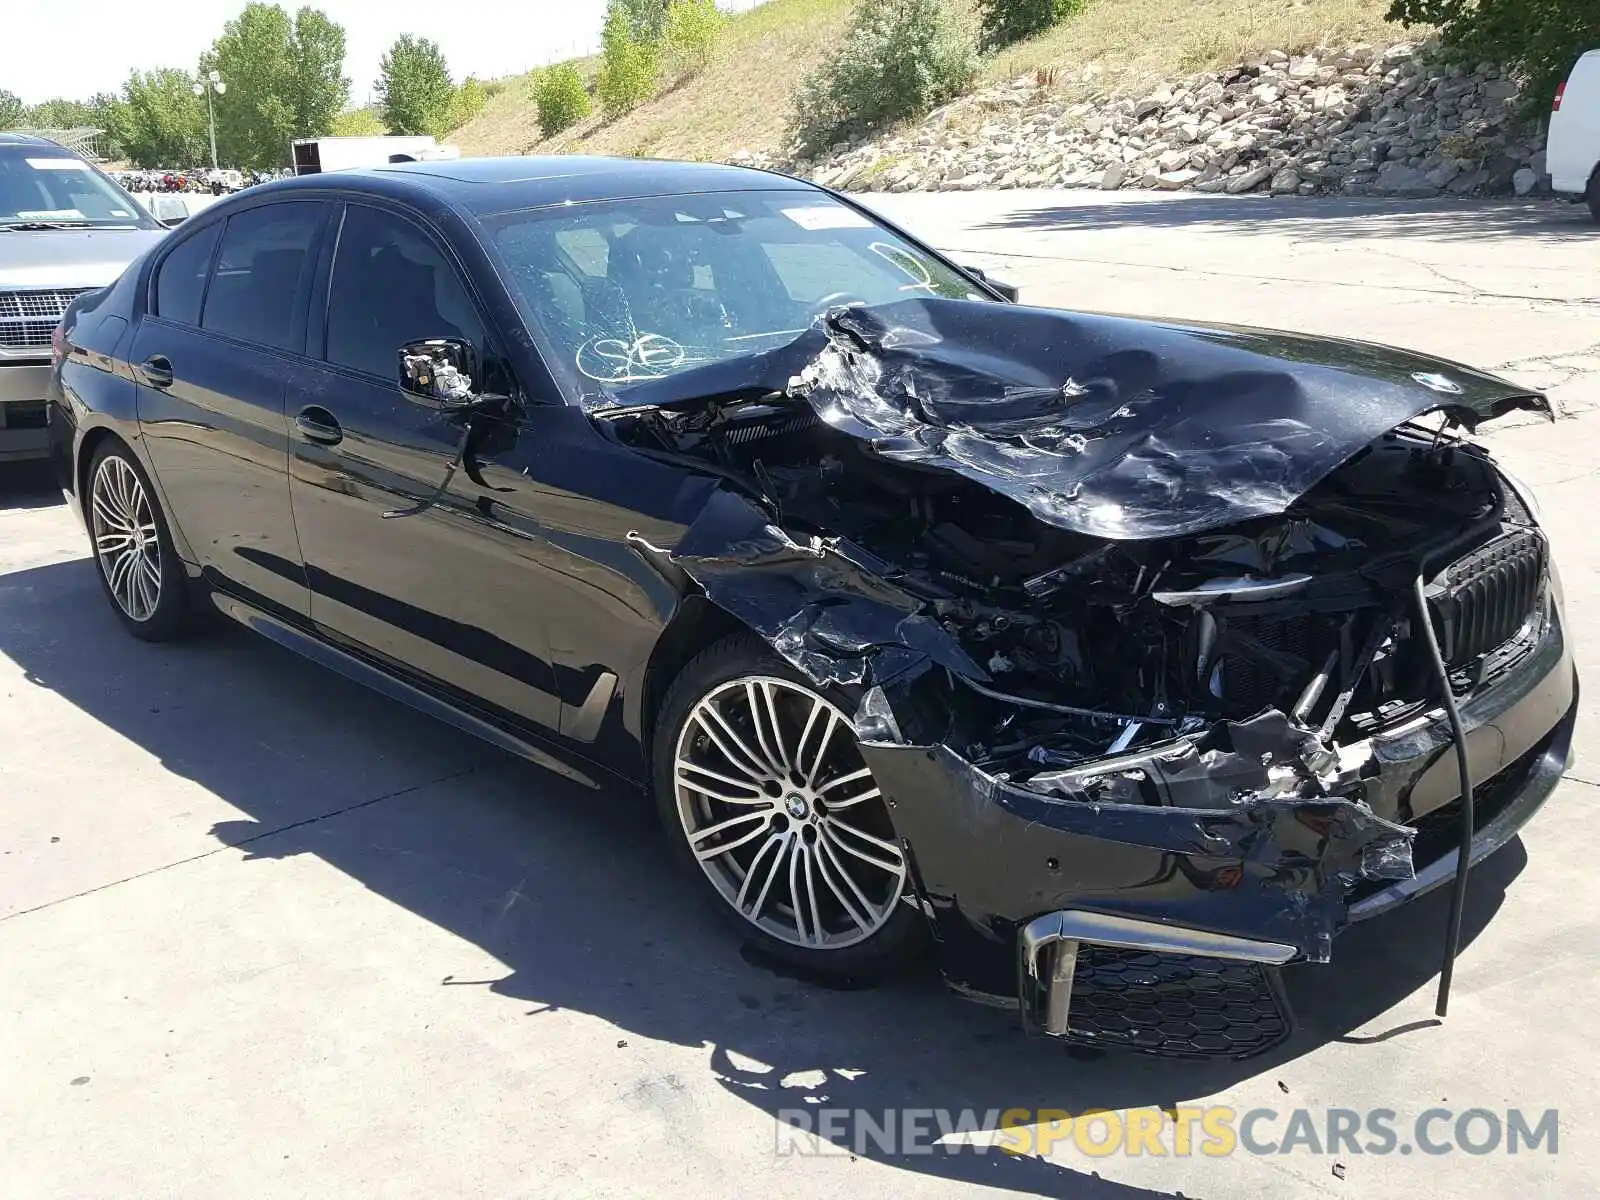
[1549, 49, 1600, 219]
[0, 133, 165, 462]
[48, 158, 1575, 1056]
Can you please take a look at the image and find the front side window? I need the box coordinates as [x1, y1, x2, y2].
[483, 191, 987, 397]
[326, 204, 484, 381]
[202, 203, 323, 351]
[153, 223, 221, 326]
[0, 147, 158, 229]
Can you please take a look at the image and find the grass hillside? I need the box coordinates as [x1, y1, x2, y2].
[450, 0, 1408, 163]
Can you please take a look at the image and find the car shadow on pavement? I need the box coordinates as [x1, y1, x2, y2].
[973, 195, 1596, 243]
[0, 461, 65, 512]
[0, 555, 1530, 1199]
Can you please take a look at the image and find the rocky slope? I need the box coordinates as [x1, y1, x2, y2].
[787, 42, 1549, 198]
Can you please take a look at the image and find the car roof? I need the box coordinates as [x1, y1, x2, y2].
[0, 132, 63, 148]
[256, 155, 818, 217]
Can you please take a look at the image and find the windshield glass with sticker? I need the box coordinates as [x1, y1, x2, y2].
[0, 147, 152, 227]
[484, 191, 987, 397]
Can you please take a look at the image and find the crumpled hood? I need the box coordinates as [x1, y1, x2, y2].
[0, 228, 167, 289]
[615, 297, 1550, 540]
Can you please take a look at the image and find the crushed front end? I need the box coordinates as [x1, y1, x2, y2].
[611, 298, 1577, 1057]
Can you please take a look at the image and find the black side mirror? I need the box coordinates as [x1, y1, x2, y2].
[399, 338, 479, 410]
[964, 265, 1020, 303]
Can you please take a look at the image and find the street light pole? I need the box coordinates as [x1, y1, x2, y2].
[192, 71, 227, 170]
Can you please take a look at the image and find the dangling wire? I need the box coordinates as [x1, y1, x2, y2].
[1410, 574, 1474, 1018]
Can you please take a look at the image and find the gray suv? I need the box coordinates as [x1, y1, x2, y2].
[1, 134, 166, 461]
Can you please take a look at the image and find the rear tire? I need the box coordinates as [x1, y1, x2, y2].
[85, 441, 194, 642]
[1587, 170, 1600, 222]
[652, 633, 926, 980]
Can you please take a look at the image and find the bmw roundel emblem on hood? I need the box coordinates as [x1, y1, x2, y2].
[1412, 371, 1465, 395]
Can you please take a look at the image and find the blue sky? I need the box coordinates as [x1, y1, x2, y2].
[7, 0, 767, 105]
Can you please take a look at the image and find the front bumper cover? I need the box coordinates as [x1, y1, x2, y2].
[860, 610, 1574, 1053]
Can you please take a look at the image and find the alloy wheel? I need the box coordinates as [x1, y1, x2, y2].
[674, 676, 907, 950]
[90, 455, 162, 623]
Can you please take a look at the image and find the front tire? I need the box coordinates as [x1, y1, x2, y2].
[1588, 169, 1600, 222]
[86, 441, 193, 641]
[652, 633, 926, 980]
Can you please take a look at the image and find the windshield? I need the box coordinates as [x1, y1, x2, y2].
[0, 147, 157, 228]
[483, 190, 989, 397]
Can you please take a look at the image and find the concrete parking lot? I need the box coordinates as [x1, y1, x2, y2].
[3, 191, 1598, 1199]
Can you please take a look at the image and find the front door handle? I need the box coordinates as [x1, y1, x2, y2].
[140, 355, 174, 388]
[295, 406, 343, 446]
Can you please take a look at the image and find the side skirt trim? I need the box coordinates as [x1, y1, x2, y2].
[210, 592, 601, 789]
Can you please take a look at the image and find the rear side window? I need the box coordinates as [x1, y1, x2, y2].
[154, 224, 220, 326]
[202, 203, 323, 351]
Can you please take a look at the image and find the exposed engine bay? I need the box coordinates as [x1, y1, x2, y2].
[615, 388, 1542, 815]
[599, 296, 1568, 1042]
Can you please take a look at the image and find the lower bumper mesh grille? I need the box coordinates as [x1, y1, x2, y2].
[1066, 947, 1292, 1059]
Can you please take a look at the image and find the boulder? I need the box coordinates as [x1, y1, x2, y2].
[1225, 164, 1274, 193]
[1155, 168, 1201, 189]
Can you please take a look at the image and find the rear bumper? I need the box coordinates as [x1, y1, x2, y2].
[863, 604, 1576, 1055]
[0, 362, 52, 462]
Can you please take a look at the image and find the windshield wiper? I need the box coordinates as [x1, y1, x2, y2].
[0, 221, 93, 231]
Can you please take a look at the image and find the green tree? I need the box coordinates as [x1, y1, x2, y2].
[90, 92, 130, 159]
[446, 76, 488, 131]
[330, 107, 387, 136]
[531, 63, 592, 136]
[117, 69, 208, 167]
[618, 0, 671, 40]
[377, 34, 456, 136]
[789, 0, 976, 158]
[1388, 0, 1600, 107]
[203, 3, 350, 169]
[21, 98, 98, 128]
[0, 89, 23, 130]
[597, 0, 661, 119]
[287, 7, 350, 138]
[664, 0, 726, 78]
[974, 0, 1083, 52]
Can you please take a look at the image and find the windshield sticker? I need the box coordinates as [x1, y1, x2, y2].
[577, 333, 691, 383]
[781, 206, 873, 231]
[24, 158, 88, 171]
[17, 208, 85, 221]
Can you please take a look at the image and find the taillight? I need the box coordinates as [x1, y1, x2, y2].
[1554, 81, 1566, 111]
[50, 323, 68, 370]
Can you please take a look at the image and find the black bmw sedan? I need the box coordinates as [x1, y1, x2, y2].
[49, 157, 1577, 1057]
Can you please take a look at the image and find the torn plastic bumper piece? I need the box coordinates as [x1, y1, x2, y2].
[1018, 911, 1296, 1058]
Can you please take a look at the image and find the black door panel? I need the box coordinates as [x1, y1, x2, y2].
[130, 199, 329, 619]
[132, 319, 310, 618]
[288, 201, 567, 731]
[288, 375, 562, 730]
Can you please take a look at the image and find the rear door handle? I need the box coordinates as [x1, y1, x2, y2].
[140, 355, 174, 388]
[295, 406, 343, 446]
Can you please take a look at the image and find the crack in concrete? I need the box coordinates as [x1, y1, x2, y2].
[0, 759, 498, 925]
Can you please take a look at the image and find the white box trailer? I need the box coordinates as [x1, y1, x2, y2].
[290, 135, 461, 175]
